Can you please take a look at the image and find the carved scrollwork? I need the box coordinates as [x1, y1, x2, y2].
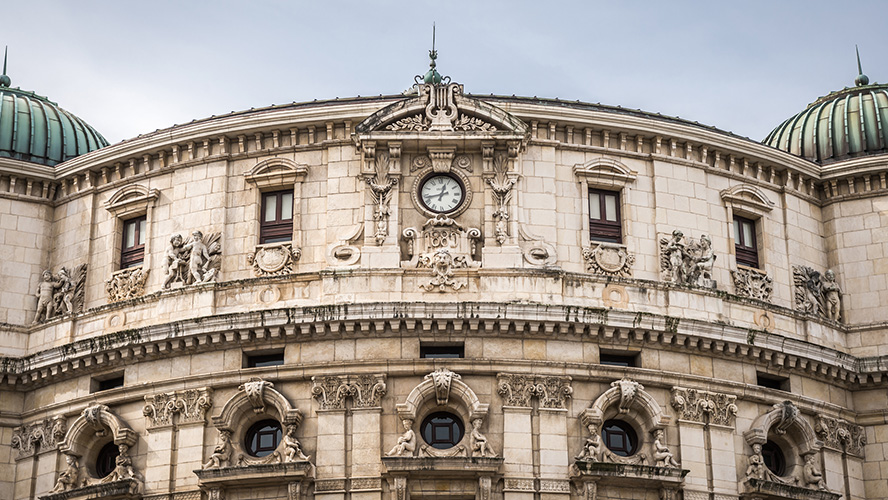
[364, 151, 399, 245]
[11, 416, 66, 458]
[613, 378, 643, 414]
[248, 243, 301, 277]
[425, 368, 460, 406]
[105, 267, 149, 303]
[671, 387, 738, 427]
[815, 415, 866, 457]
[240, 378, 275, 414]
[417, 248, 469, 292]
[732, 267, 773, 301]
[311, 374, 387, 410]
[486, 154, 516, 245]
[583, 243, 634, 277]
[453, 114, 496, 131]
[497, 373, 573, 409]
[143, 387, 213, 428]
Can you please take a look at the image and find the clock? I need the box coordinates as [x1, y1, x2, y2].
[419, 174, 465, 214]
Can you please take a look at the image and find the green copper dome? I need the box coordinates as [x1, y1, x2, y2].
[764, 82, 888, 164]
[0, 72, 108, 167]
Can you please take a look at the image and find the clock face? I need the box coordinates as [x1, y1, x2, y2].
[420, 174, 464, 213]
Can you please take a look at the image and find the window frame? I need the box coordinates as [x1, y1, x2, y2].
[259, 189, 295, 244]
[601, 419, 638, 457]
[420, 411, 465, 450]
[733, 215, 759, 268]
[120, 215, 147, 269]
[244, 419, 283, 458]
[588, 188, 622, 244]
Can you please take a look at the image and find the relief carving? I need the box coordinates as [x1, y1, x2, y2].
[50, 454, 87, 493]
[671, 387, 738, 427]
[410, 154, 472, 173]
[485, 154, 517, 245]
[202, 430, 232, 469]
[32, 265, 87, 324]
[283, 424, 311, 462]
[582, 243, 634, 277]
[497, 373, 573, 409]
[240, 378, 274, 414]
[248, 243, 301, 277]
[660, 230, 717, 288]
[815, 416, 866, 457]
[99, 443, 136, 484]
[417, 247, 468, 292]
[426, 368, 460, 405]
[11, 416, 66, 458]
[385, 418, 416, 457]
[162, 230, 222, 288]
[311, 374, 387, 410]
[327, 223, 363, 267]
[732, 267, 773, 301]
[470, 418, 498, 458]
[105, 267, 149, 302]
[403, 215, 481, 292]
[793, 265, 843, 322]
[364, 151, 399, 245]
[613, 378, 642, 414]
[575, 422, 602, 462]
[143, 387, 213, 428]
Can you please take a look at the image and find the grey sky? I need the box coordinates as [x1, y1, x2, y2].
[4, 1, 886, 145]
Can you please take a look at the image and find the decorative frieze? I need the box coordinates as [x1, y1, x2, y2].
[793, 265, 843, 322]
[105, 267, 149, 303]
[32, 265, 87, 324]
[248, 243, 301, 277]
[11, 416, 66, 458]
[582, 243, 635, 277]
[671, 387, 738, 427]
[496, 373, 573, 409]
[659, 230, 717, 288]
[310, 374, 387, 410]
[732, 267, 773, 301]
[143, 387, 213, 428]
[161, 230, 222, 288]
[815, 415, 866, 457]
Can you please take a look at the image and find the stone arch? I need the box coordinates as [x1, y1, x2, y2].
[104, 184, 159, 216]
[743, 400, 820, 457]
[212, 378, 303, 431]
[720, 184, 775, 215]
[573, 157, 639, 189]
[243, 157, 308, 189]
[582, 378, 669, 429]
[58, 404, 138, 457]
[395, 368, 488, 422]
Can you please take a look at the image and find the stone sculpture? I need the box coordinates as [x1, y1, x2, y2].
[202, 430, 232, 469]
[106, 267, 149, 302]
[365, 151, 399, 245]
[746, 443, 795, 484]
[32, 264, 87, 323]
[417, 248, 468, 292]
[50, 454, 84, 492]
[659, 230, 717, 288]
[793, 265, 843, 322]
[576, 423, 602, 462]
[470, 418, 496, 457]
[486, 154, 516, 245]
[100, 443, 136, 483]
[731, 267, 773, 301]
[652, 429, 680, 467]
[283, 424, 310, 462]
[162, 233, 187, 288]
[802, 454, 827, 490]
[386, 418, 416, 457]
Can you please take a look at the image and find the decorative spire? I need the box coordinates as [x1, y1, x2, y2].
[422, 24, 443, 85]
[0, 46, 10, 88]
[854, 45, 869, 87]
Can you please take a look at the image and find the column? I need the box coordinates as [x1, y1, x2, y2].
[351, 407, 383, 500]
[538, 408, 570, 500]
[315, 409, 347, 500]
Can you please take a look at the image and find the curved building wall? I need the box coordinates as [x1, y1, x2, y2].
[0, 89, 886, 500]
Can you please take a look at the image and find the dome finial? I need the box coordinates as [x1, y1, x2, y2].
[855, 45, 869, 86]
[422, 23, 443, 85]
[0, 46, 10, 88]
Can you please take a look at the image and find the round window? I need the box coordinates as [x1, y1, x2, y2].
[421, 411, 465, 449]
[245, 419, 282, 457]
[762, 440, 786, 476]
[96, 442, 119, 478]
[601, 419, 638, 457]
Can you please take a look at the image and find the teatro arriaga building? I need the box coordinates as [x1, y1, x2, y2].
[1, 49, 887, 500]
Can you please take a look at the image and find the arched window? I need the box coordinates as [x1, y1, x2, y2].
[421, 411, 464, 449]
[96, 442, 119, 478]
[601, 419, 638, 457]
[245, 419, 282, 457]
[762, 440, 786, 476]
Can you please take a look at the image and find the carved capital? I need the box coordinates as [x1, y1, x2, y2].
[11, 416, 66, 458]
[497, 373, 573, 409]
[815, 416, 866, 457]
[311, 374, 387, 410]
[144, 387, 214, 428]
[671, 387, 738, 427]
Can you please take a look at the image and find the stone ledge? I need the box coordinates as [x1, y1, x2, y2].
[194, 461, 313, 488]
[740, 478, 842, 500]
[382, 456, 504, 476]
[38, 479, 141, 500]
[572, 460, 688, 487]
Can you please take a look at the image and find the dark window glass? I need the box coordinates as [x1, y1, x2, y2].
[96, 442, 119, 478]
[120, 216, 146, 269]
[589, 188, 622, 243]
[757, 373, 789, 391]
[245, 352, 285, 368]
[245, 419, 282, 457]
[97, 376, 125, 392]
[421, 412, 464, 449]
[734, 215, 759, 268]
[761, 441, 786, 476]
[602, 419, 637, 457]
[599, 352, 638, 367]
[260, 190, 294, 244]
[420, 344, 465, 359]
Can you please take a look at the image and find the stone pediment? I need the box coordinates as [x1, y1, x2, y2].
[355, 83, 528, 140]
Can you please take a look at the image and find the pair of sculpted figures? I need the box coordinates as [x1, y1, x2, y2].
[576, 424, 679, 468]
[202, 426, 309, 469]
[33, 265, 86, 324]
[663, 230, 716, 288]
[385, 417, 497, 457]
[745, 443, 826, 490]
[51, 444, 136, 493]
[163, 230, 220, 288]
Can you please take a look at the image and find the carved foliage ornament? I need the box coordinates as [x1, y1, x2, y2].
[247, 243, 301, 277]
[105, 267, 149, 303]
[792, 265, 843, 322]
[32, 264, 87, 324]
[411, 154, 472, 173]
[240, 378, 275, 414]
[486, 154, 517, 245]
[311, 374, 387, 410]
[815, 416, 865, 457]
[659, 230, 717, 288]
[384, 83, 497, 133]
[583, 243, 635, 278]
[732, 267, 773, 302]
[364, 151, 399, 245]
[162, 230, 222, 288]
[671, 387, 738, 427]
[613, 378, 642, 414]
[497, 373, 573, 409]
[426, 368, 460, 406]
[143, 387, 213, 428]
[11, 416, 66, 458]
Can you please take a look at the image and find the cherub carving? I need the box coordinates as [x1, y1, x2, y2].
[33, 270, 61, 324]
[100, 444, 135, 483]
[470, 418, 496, 457]
[283, 424, 310, 462]
[652, 429, 680, 467]
[162, 233, 187, 289]
[821, 269, 842, 322]
[50, 454, 83, 492]
[576, 423, 602, 461]
[386, 419, 416, 457]
[202, 430, 232, 469]
[802, 454, 827, 490]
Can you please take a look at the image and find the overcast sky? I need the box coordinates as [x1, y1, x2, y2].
[3, 1, 886, 145]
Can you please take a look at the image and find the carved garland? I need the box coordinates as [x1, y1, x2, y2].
[485, 154, 517, 245]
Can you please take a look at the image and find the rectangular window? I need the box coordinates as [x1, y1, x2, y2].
[245, 350, 285, 368]
[734, 215, 759, 268]
[589, 188, 622, 243]
[599, 351, 639, 367]
[120, 215, 146, 269]
[260, 190, 294, 244]
[757, 372, 790, 392]
[420, 343, 465, 359]
[91, 373, 125, 393]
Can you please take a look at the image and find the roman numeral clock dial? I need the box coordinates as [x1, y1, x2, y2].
[419, 174, 464, 214]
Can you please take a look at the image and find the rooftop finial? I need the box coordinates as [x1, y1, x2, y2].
[0, 46, 10, 88]
[854, 45, 869, 87]
[422, 23, 443, 85]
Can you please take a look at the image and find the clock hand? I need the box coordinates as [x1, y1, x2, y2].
[435, 185, 449, 201]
